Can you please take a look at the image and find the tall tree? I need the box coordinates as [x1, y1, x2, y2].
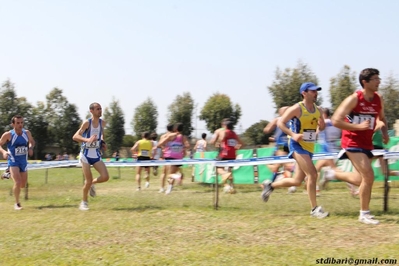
[329, 65, 358, 112]
[379, 74, 399, 129]
[27, 102, 49, 159]
[123, 135, 136, 148]
[243, 120, 271, 146]
[167, 92, 195, 137]
[268, 61, 321, 113]
[103, 98, 125, 156]
[45, 88, 81, 154]
[0, 79, 33, 133]
[199, 93, 242, 133]
[131, 98, 158, 138]
[60, 103, 82, 155]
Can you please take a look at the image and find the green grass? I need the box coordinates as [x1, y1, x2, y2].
[1, 167, 399, 266]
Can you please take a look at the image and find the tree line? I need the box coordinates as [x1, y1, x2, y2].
[2, 62, 399, 159]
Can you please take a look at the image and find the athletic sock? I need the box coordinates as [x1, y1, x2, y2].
[360, 210, 370, 217]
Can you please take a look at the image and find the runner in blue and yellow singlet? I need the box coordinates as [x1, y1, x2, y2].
[261, 82, 329, 219]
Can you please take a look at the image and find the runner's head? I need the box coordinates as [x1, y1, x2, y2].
[151, 132, 158, 141]
[166, 123, 174, 132]
[174, 122, 184, 133]
[142, 131, 150, 139]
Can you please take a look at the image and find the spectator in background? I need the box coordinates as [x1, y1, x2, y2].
[45, 153, 52, 161]
[112, 150, 120, 161]
[192, 133, 207, 180]
[63, 152, 69, 160]
[151, 133, 161, 176]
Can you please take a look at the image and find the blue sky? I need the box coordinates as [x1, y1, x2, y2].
[1, 0, 398, 137]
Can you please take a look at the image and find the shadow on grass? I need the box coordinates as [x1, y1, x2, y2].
[334, 209, 399, 221]
[36, 204, 77, 209]
[113, 205, 164, 212]
[333, 211, 360, 218]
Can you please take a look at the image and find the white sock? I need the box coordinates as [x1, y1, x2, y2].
[360, 210, 370, 217]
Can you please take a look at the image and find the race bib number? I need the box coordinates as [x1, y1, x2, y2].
[86, 141, 100, 149]
[353, 115, 375, 130]
[15, 146, 28, 156]
[171, 146, 182, 153]
[303, 129, 316, 142]
[141, 150, 149, 156]
[227, 139, 237, 147]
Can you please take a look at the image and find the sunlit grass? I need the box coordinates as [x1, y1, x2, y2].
[0, 167, 398, 265]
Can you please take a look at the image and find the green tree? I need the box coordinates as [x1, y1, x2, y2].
[131, 98, 158, 138]
[243, 120, 271, 146]
[27, 102, 49, 159]
[268, 61, 321, 113]
[103, 98, 125, 156]
[123, 134, 136, 148]
[329, 65, 358, 112]
[167, 92, 195, 137]
[61, 104, 82, 155]
[0, 79, 33, 133]
[379, 74, 399, 129]
[199, 93, 242, 132]
[45, 88, 81, 154]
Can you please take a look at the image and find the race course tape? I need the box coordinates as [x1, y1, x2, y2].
[0, 150, 398, 171]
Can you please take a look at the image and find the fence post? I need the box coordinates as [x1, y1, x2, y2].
[383, 158, 390, 212]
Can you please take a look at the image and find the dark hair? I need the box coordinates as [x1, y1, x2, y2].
[226, 121, 234, 130]
[89, 102, 100, 110]
[201, 133, 207, 139]
[11, 115, 23, 124]
[166, 123, 174, 132]
[142, 131, 150, 139]
[174, 122, 183, 133]
[359, 68, 380, 88]
[323, 108, 331, 117]
[150, 132, 158, 141]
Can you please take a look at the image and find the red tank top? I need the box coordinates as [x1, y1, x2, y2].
[341, 90, 381, 150]
[220, 129, 238, 159]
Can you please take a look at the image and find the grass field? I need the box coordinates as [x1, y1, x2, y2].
[1, 166, 399, 266]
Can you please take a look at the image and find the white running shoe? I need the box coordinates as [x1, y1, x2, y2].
[223, 185, 232, 193]
[310, 206, 329, 219]
[223, 185, 236, 194]
[1, 170, 10, 180]
[165, 184, 173, 195]
[159, 188, 165, 193]
[79, 201, 89, 211]
[346, 183, 359, 197]
[89, 185, 96, 197]
[261, 180, 274, 202]
[359, 214, 379, 225]
[145, 182, 150, 188]
[14, 203, 23, 210]
[320, 169, 335, 189]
